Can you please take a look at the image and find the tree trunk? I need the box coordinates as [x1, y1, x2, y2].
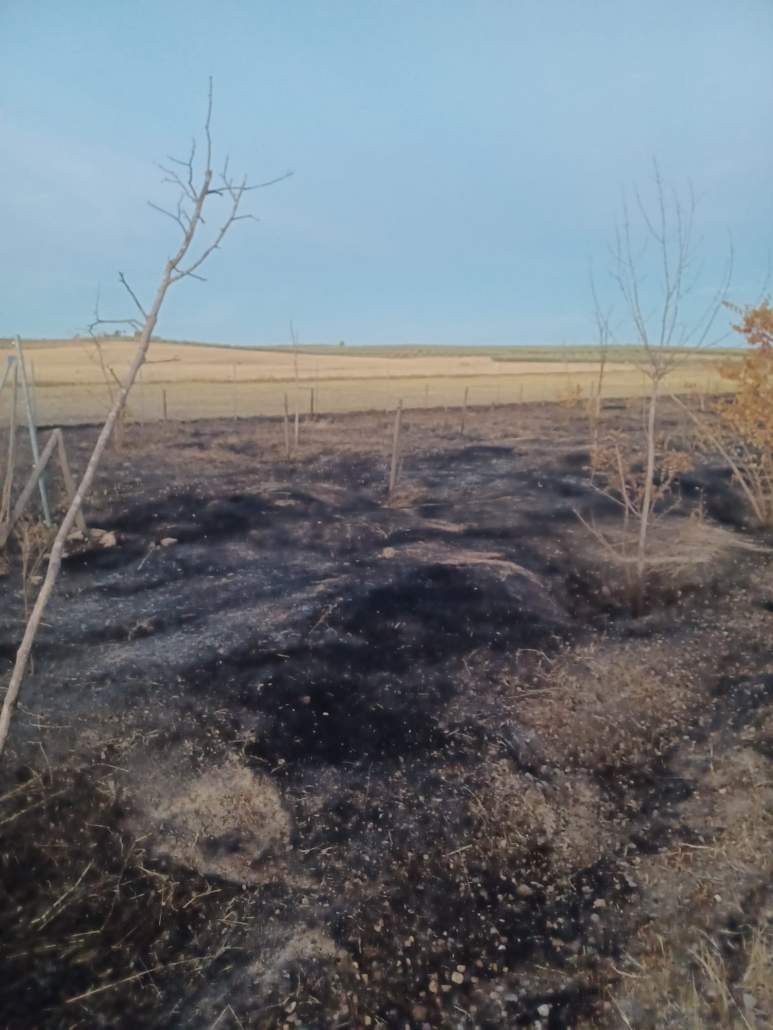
[635, 377, 659, 608]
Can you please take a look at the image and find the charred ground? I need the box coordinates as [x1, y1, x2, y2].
[0, 401, 771, 1028]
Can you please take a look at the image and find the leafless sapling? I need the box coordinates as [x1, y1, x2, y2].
[0, 80, 289, 755]
[585, 162, 733, 607]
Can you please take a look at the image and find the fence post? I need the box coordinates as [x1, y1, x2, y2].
[461, 386, 469, 436]
[388, 399, 403, 497]
[283, 393, 291, 458]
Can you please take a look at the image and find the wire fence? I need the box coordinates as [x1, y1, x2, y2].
[0, 361, 733, 428]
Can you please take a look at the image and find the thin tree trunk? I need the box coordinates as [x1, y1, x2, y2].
[15, 338, 50, 526]
[0, 364, 18, 527]
[636, 377, 659, 606]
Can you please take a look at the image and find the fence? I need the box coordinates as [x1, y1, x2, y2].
[0, 361, 734, 428]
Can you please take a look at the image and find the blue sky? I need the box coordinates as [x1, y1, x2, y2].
[1, 1, 771, 346]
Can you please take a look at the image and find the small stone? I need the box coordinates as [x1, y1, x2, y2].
[537, 1003, 551, 1017]
[516, 883, 534, 898]
[411, 1006, 427, 1021]
[593, 898, 607, 909]
[160, 536, 178, 547]
[428, 978, 439, 994]
[451, 971, 464, 984]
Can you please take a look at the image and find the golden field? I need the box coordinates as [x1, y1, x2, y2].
[0, 338, 734, 425]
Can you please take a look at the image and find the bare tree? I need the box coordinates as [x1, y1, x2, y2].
[586, 162, 733, 606]
[0, 80, 289, 755]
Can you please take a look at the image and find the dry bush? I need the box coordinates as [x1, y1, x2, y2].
[705, 301, 773, 526]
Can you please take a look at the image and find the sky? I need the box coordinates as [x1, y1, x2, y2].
[1, 1, 771, 346]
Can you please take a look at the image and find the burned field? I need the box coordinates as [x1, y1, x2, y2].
[1, 402, 771, 1028]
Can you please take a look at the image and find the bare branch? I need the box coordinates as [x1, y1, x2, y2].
[118, 273, 148, 320]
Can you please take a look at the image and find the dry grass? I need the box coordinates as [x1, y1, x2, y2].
[606, 740, 773, 1029]
[0, 338, 733, 425]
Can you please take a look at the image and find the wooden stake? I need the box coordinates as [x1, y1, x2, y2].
[14, 338, 51, 525]
[309, 387, 315, 420]
[283, 393, 291, 458]
[0, 363, 19, 528]
[461, 386, 469, 436]
[162, 389, 168, 421]
[294, 405, 300, 449]
[388, 399, 403, 497]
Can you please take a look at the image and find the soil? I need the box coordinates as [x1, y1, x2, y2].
[0, 400, 771, 1029]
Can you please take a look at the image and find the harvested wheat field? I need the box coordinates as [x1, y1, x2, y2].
[0, 397, 770, 1028]
[0, 338, 734, 425]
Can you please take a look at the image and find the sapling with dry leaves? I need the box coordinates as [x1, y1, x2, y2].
[0, 79, 290, 755]
[583, 162, 733, 608]
[675, 300, 773, 527]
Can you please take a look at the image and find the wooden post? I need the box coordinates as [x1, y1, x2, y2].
[309, 387, 315, 421]
[519, 382, 524, 404]
[14, 338, 51, 525]
[388, 399, 403, 497]
[283, 393, 291, 458]
[294, 405, 300, 449]
[461, 386, 469, 436]
[0, 363, 18, 528]
[162, 389, 168, 421]
[29, 360, 39, 421]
